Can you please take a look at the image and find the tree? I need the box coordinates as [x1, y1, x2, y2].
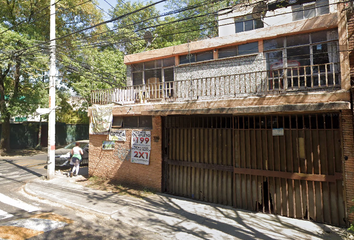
[0, 0, 106, 151]
[60, 44, 126, 104]
[111, 0, 161, 54]
[162, 0, 227, 43]
[0, 24, 48, 151]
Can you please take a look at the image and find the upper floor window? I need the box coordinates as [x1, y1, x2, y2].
[235, 14, 263, 33]
[112, 116, 152, 129]
[292, 0, 329, 21]
[218, 42, 259, 59]
[132, 57, 175, 86]
[264, 29, 339, 89]
[179, 51, 213, 64]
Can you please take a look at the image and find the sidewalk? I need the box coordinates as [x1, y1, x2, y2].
[24, 172, 350, 240]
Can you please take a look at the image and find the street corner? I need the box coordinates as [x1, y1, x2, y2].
[0, 212, 73, 240]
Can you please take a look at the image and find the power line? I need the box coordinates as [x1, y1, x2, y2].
[0, 0, 348, 65]
[91, 0, 112, 18]
[70, 0, 342, 54]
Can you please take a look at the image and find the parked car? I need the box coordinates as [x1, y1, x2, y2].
[55, 140, 89, 167]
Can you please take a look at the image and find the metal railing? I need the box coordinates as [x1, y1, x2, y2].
[91, 62, 341, 105]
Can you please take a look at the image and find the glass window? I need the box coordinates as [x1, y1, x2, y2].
[139, 116, 152, 128]
[180, 54, 196, 64]
[112, 117, 123, 127]
[287, 46, 311, 66]
[196, 51, 213, 62]
[244, 20, 253, 31]
[303, 2, 316, 19]
[145, 69, 161, 84]
[163, 57, 175, 67]
[164, 68, 174, 82]
[287, 34, 309, 47]
[132, 58, 175, 86]
[313, 43, 329, 65]
[317, 0, 329, 15]
[123, 117, 138, 128]
[133, 72, 143, 85]
[122, 116, 152, 128]
[235, 15, 263, 33]
[292, 0, 329, 21]
[264, 38, 284, 51]
[255, 19, 263, 29]
[311, 31, 327, 43]
[218, 46, 238, 58]
[238, 42, 258, 55]
[266, 51, 283, 70]
[132, 63, 143, 71]
[292, 5, 303, 21]
[235, 22, 243, 33]
[144, 61, 155, 69]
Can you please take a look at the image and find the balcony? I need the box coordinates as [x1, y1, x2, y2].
[91, 63, 340, 105]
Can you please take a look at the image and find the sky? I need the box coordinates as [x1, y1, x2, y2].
[97, 0, 166, 20]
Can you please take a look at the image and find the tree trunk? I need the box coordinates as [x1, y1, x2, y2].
[0, 113, 11, 152]
[0, 64, 11, 153]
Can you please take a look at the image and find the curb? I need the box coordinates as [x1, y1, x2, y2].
[22, 177, 110, 218]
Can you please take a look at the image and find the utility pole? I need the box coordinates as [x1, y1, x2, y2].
[47, 0, 56, 179]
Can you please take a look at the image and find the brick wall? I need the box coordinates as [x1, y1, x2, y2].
[342, 110, 354, 224]
[88, 116, 162, 191]
[348, 11, 354, 85]
[346, 8, 354, 224]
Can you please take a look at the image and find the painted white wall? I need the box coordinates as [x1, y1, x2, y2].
[218, 0, 339, 37]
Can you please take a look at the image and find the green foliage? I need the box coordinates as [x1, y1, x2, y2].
[0, 24, 49, 119]
[110, 0, 230, 54]
[60, 45, 126, 104]
[111, 0, 161, 54]
[349, 200, 354, 232]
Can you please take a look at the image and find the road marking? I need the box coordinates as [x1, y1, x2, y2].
[0, 209, 13, 220]
[0, 193, 40, 212]
[3, 218, 67, 232]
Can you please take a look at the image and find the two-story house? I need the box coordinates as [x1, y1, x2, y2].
[89, 0, 353, 227]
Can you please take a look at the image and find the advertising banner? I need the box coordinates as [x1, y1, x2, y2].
[131, 131, 151, 165]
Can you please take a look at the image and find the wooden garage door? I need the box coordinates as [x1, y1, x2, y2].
[233, 113, 345, 226]
[163, 113, 345, 226]
[163, 115, 234, 205]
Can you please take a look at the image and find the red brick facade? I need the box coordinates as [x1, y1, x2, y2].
[342, 110, 354, 223]
[346, 8, 354, 223]
[88, 116, 162, 191]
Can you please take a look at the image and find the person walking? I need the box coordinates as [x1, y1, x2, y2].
[70, 142, 83, 177]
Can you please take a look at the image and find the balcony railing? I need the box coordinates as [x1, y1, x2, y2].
[91, 62, 341, 105]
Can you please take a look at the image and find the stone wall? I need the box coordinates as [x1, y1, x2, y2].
[175, 53, 264, 81]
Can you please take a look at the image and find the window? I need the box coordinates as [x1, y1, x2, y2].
[131, 57, 175, 86]
[264, 30, 339, 89]
[292, 0, 329, 21]
[218, 42, 259, 59]
[235, 14, 263, 33]
[179, 50, 213, 64]
[112, 116, 152, 129]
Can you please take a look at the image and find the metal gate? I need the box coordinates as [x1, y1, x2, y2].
[163, 113, 345, 226]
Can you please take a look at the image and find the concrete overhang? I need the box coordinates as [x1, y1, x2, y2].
[110, 91, 351, 116]
[144, 102, 350, 115]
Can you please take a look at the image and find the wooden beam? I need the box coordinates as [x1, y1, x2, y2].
[233, 168, 342, 182]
